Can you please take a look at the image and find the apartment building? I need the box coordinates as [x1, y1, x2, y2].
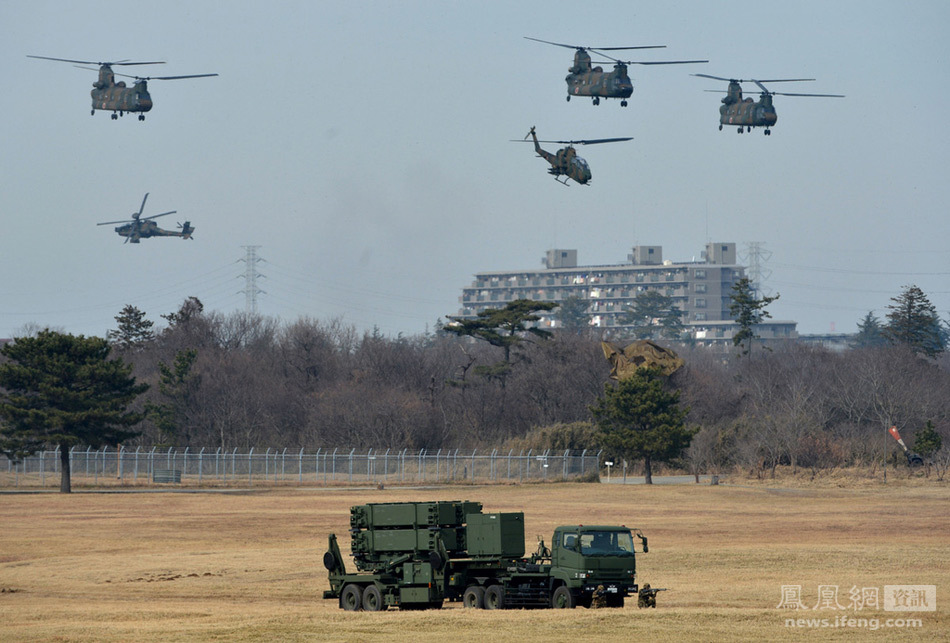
[457, 242, 797, 344]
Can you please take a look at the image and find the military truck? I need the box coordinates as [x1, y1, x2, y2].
[322, 500, 649, 611]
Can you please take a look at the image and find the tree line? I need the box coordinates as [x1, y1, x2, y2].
[2, 284, 949, 491]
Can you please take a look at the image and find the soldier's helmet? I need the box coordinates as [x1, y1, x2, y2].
[643, 583, 651, 590]
[597, 585, 605, 590]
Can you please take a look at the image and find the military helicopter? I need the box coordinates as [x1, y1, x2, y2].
[692, 74, 844, 135]
[525, 37, 707, 106]
[97, 193, 194, 243]
[514, 127, 632, 185]
[27, 55, 217, 120]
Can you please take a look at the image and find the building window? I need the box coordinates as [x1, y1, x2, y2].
[695, 269, 706, 279]
[695, 298, 706, 308]
[695, 312, 707, 321]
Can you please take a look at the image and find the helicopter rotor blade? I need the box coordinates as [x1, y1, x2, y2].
[693, 74, 817, 84]
[573, 137, 634, 145]
[28, 55, 165, 66]
[136, 193, 149, 219]
[769, 91, 845, 98]
[525, 37, 665, 51]
[596, 59, 708, 66]
[97, 219, 134, 225]
[142, 210, 177, 221]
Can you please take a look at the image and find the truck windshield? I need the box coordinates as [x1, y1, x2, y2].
[579, 531, 635, 556]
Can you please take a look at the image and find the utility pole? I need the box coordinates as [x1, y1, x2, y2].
[239, 245, 265, 314]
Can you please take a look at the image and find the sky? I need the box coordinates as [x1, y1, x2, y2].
[1, 1, 948, 339]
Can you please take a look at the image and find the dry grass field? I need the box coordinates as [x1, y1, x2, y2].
[1, 481, 947, 642]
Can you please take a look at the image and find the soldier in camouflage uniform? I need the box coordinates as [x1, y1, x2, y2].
[638, 583, 657, 609]
[590, 584, 607, 608]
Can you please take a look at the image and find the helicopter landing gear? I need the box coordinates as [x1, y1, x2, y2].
[566, 95, 570, 102]
[111, 113, 118, 120]
[764, 129, 771, 136]
[737, 126, 743, 133]
[592, 97, 600, 105]
[719, 124, 723, 131]
[91, 109, 95, 116]
[138, 114, 145, 121]
[746, 126, 751, 133]
[620, 100, 628, 107]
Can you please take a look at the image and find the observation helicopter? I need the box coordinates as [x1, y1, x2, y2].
[514, 127, 632, 185]
[692, 74, 844, 135]
[525, 37, 707, 106]
[27, 55, 217, 120]
[97, 193, 194, 243]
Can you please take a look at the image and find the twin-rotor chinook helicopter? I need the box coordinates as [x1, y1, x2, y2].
[692, 74, 844, 135]
[514, 127, 632, 185]
[525, 37, 707, 106]
[97, 193, 194, 244]
[27, 55, 217, 120]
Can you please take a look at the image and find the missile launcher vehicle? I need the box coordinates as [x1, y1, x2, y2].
[323, 500, 650, 611]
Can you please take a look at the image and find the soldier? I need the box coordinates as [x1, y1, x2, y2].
[638, 583, 657, 609]
[591, 584, 607, 608]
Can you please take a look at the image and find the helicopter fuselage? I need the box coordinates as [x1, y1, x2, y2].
[90, 66, 152, 118]
[114, 220, 193, 243]
[565, 64, 633, 105]
[716, 81, 777, 133]
[532, 140, 591, 185]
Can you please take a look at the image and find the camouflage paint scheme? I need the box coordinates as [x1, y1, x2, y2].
[90, 65, 154, 120]
[525, 38, 706, 107]
[522, 127, 632, 186]
[694, 75, 844, 135]
[97, 193, 194, 244]
[27, 56, 217, 121]
[110, 218, 194, 243]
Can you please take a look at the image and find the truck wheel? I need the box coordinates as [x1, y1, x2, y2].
[463, 585, 485, 609]
[341, 584, 362, 611]
[484, 584, 505, 610]
[551, 586, 575, 609]
[362, 585, 386, 611]
[323, 551, 337, 571]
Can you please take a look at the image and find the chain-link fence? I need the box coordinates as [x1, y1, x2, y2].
[0, 446, 603, 488]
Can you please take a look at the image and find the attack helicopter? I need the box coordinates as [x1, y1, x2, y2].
[692, 74, 844, 135]
[97, 193, 194, 243]
[514, 127, 632, 185]
[27, 55, 217, 120]
[525, 37, 707, 106]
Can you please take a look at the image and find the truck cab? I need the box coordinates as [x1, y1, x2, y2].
[549, 525, 644, 608]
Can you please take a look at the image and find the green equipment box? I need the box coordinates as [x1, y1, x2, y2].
[351, 501, 483, 530]
[465, 512, 525, 558]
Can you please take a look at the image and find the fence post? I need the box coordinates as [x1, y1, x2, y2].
[149, 447, 156, 481]
[507, 449, 513, 480]
[298, 448, 304, 483]
[248, 447, 255, 485]
[232, 447, 238, 481]
[562, 449, 570, 479]
[384, 448, 390, 481]
[522, 450, 529, 482]
[470, 449, 476, 481]
[332, 448, 338, 481]
[315, 448, 322, 483]
[280, 448, 287, 482]
[198, 448, 205, 485]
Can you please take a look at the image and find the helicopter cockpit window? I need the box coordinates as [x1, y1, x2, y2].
[573, 158, 589, 171]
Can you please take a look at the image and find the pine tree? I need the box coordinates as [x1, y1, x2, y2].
[0, 330, 148, 492]
[445, 299, 557, 363]
[883, 285, 944, 358]
[107, 304, 155, 351]
[589, 367, 695, 484]
[555, 295, 591, 334]
[620, 290, 684, 340]
[729, 277, 780, 356]
[852, 311, 887, 349]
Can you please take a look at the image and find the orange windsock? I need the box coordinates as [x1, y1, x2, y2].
[888, 426, 908, 451]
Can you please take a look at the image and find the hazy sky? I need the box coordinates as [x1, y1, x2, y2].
[2, 1, 948, 338]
